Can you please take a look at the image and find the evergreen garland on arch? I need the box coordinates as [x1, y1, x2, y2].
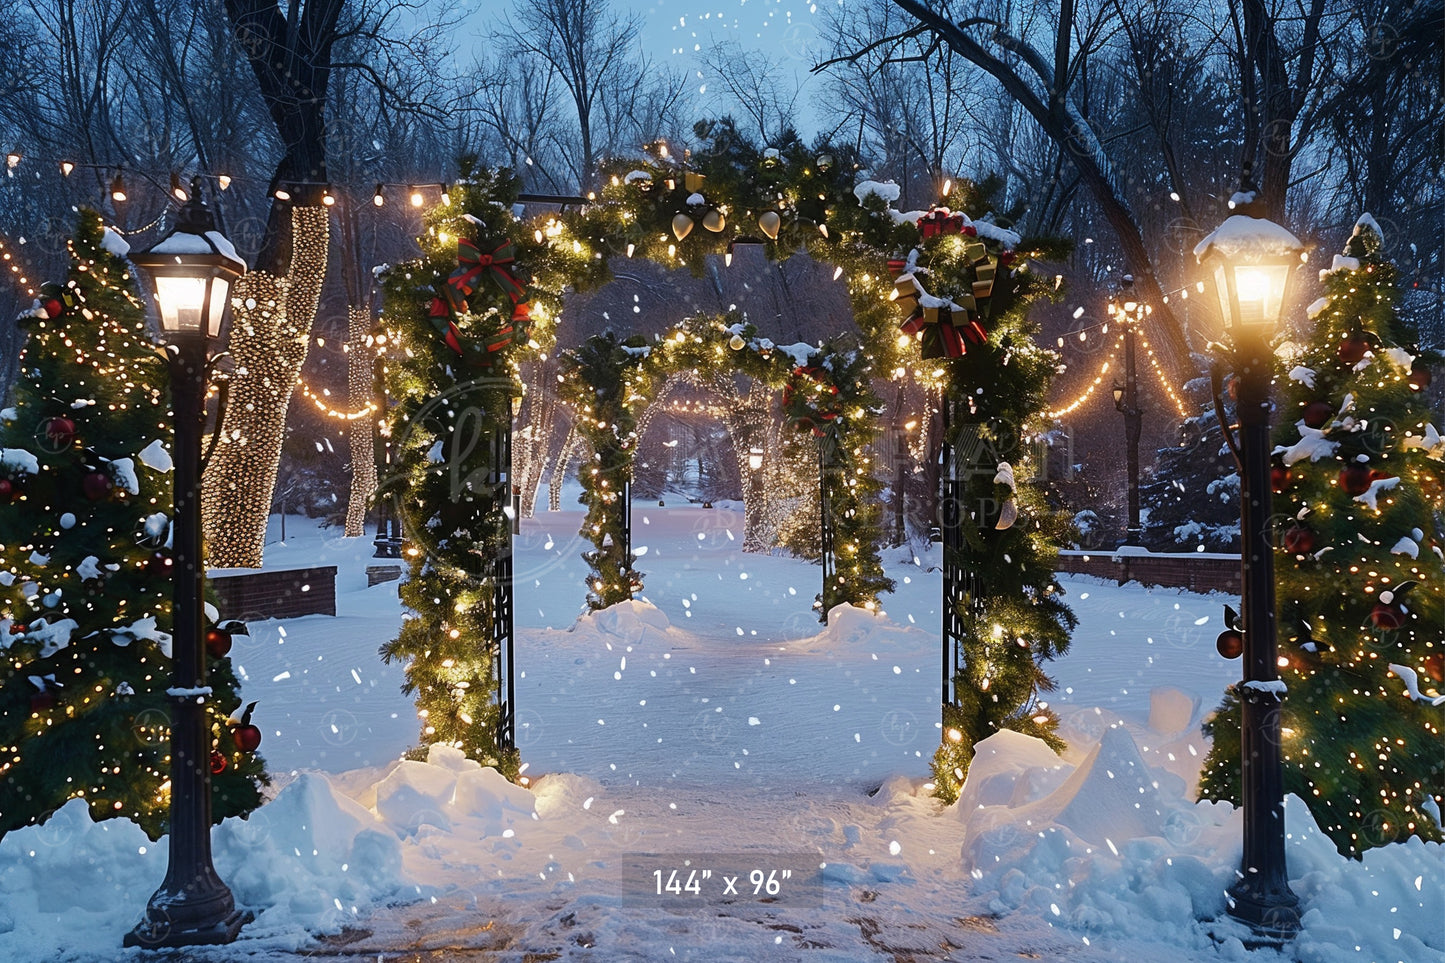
[557, 331, 656, 609]
[383, 135, 1075, 788]
[894, 183, 1078, 804]
[556, 315, 891, 613]
[374, 164, 586, 775]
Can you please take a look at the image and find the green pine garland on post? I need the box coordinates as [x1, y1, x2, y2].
[908, 182, 1078, 803]
[375, 166, 549, 776]
[1198, 216, 1444, 855]
[0, 211, 265, 839]
[559, 332, 655, 608]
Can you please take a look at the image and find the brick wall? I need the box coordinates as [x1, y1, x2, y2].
[209, 566, 337, 621]
[1055, 551, 1241, 595]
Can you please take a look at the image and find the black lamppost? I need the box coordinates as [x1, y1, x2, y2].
[743, 445, 766, 552]
[372, 355, 401, 558]
[1196, 186, 1307, 943]
[1108, 276, 1146, 546]
[125, 180, 248, 948]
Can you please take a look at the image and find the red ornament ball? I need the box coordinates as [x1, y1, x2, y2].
[29, 691, 57, 714]
[1408, 362, 1432, 392]
[234, 724, 262, 753]
[1270, 465, 1291, 494]
[1216, 629, 1244, 660]
[1423, 653, 1444, 684]
[1339, 463, 1373, 496]
[1302, 401, 1334, 429]
[82, 470, 112, 500]
[1370, 603, 1406, 631]
[1282, 525, 1316, 555]
[42, 298, 63, 319]
[210, 750, 228, 775]
[204, 628, 233, 659]
[146, 552, 172, 576]
[233, 701, 262, 752]
[0, 479, 12, 502]
[42, 416, 77, 448]
[1338, 335, 1370, 365]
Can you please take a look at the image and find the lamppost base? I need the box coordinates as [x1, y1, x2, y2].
[1224, 883, 1301, 945]
[124, 906, 252, 949]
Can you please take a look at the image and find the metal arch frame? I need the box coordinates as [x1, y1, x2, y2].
[490, 419, 517, 755]
[938, 397, 987, 715]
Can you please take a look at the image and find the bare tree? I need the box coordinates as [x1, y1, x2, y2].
[508, 0, 645, 189]
[697, 40, 801, 146]
[816, 2, 975, 208]
[816, 0, 1194, 365]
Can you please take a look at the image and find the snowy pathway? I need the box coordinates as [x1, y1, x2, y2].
[4, 510, 1436, 963]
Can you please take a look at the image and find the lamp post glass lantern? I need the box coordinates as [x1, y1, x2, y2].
[1194, 188, 1307, 942]
[124, 179, 249, 949]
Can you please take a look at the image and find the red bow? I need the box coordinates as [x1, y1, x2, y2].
[901, 305, 988, 359]
[445, 237, 524, 312]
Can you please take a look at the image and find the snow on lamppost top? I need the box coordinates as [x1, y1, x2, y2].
[1194, 192, 1308, 336]
[129, 187, 245, 342]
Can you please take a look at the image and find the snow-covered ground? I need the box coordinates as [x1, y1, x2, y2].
[0, 506, 1439, 962]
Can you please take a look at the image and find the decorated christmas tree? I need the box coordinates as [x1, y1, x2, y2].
[0, 211, 265, 839]
[1200, 215, 1444, 855]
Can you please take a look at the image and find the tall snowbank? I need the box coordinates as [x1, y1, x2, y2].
[952, 726, 1444, 960]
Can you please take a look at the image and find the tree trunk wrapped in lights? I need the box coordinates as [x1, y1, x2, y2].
[202, 206, 330, 568]
[512, 358, 561, 519]
[1199, 215, 1444, 855]
[343, 306, 376, 538]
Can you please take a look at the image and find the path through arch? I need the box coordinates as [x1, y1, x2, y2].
[512, 501, 938, 788]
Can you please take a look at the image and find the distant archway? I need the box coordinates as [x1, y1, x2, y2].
[555, 316, 874, 617]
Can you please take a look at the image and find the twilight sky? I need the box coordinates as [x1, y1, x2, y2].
[639, 0, 828, 133]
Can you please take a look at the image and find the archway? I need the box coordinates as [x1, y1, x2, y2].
[373, 143, 1076, 796]
[554, 316, 871, 618]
